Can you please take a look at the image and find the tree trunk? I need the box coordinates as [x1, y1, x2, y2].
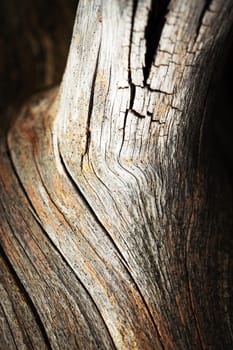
[0, 1, 233, 349]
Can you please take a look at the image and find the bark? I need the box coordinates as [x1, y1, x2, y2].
[0, 0, 233, 349]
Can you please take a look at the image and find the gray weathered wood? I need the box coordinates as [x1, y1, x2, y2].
[0, 0, 233, 349]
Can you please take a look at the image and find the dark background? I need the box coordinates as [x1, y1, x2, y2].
[0, 0, 77, 125]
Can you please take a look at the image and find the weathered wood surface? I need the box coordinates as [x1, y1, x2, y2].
[0, 0, 233, 349]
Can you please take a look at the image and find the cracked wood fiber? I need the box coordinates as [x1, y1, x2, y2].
[0, 0, 233, 349]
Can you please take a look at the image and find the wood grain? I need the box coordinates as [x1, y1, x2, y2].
[0, 0, 233, 349]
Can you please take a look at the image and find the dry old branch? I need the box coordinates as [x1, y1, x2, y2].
[0, 0, 233, 349]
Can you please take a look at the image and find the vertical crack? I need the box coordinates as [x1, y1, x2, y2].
[81, 43, 101, 169]
[195, 0, 213, 41]
[120, 1, 139, 153]
[129, 0, 139, 85]
[128, 1, 138, 110]
[129, 83, 136, 110]
[143, 0, 170, 84]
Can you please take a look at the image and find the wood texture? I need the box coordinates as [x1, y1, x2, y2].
[0, 0, 233, 349]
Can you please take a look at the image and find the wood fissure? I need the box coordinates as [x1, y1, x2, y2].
[195, 0, 213, 42]
[143, 0, 170, 84]
[81, 43, 101, 169]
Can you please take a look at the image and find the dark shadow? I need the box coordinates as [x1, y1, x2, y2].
[0, 0, 78, 131]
